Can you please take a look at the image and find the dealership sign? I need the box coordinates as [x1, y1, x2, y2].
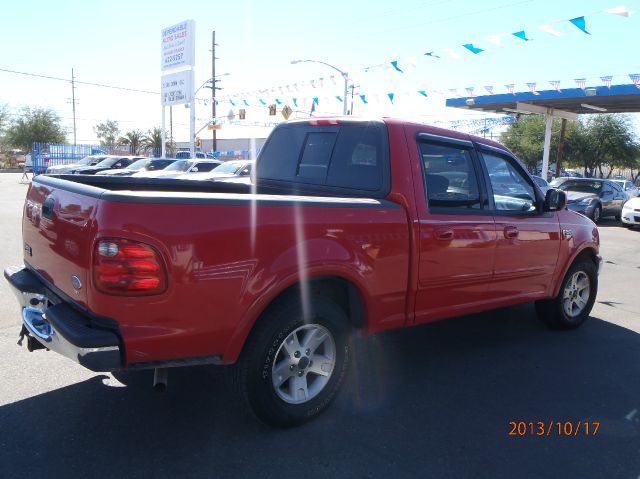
[161, 20, 195, 71]
[161, 70, 194, 106]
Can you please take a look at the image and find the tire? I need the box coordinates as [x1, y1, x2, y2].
[236, 294, 351, 427]
[535, 259, 598, 330]
[590, 205, 601, 223]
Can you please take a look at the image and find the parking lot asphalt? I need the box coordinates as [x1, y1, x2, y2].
[0, 173, 638, 479]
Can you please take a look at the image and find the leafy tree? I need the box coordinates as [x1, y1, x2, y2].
[118, 130, 146, 155]
[94, 119, 120, 147]
[501, 113, 638, 178]
[4, 107, 66, 150]
[0, 103, 9, 137]
[500, 115, 561, 170]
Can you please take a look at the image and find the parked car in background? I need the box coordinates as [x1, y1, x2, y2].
[176, 159, 253, 181]
[72, 156, 146, 175]
[95, 158, 151, 177]
[621, 196, 640, 228]
[121, 158, 178, 177]
[132, 159, 223, 179]
[45, 154, 110, 174]
[175, 151, 207, 159]
[554, 178, 627, 222]
[612, 179, 639, 198]
[532, 175, 551, 194]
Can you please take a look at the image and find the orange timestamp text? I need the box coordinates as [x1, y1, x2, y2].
[508, 420, 600, 437]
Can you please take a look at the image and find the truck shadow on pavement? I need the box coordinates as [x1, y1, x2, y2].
[1, 303, 640, 478]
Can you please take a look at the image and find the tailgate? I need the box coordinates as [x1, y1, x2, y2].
[23, 177, 102, 307]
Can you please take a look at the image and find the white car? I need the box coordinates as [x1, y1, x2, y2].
[621, 196, 640, 228]
[175, 160, 253, 181]
[613, 179, 639, 198]
[45, 154, 111, 174]
[132, 159, 222, 179]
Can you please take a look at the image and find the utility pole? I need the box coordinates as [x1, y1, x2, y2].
[349, 84, 359, 115]
[211, 31, 217, 153]
[71, 68, 77, 146]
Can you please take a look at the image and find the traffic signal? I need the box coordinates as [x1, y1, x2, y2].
[239, 109, 246, 120]
[268, 104, 277, 116]
[195, 136, 201, 147]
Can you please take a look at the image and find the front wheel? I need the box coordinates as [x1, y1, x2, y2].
[237, 295, 351, 427]
[590, 205, 602, 223]
[535, 259, 598, 330]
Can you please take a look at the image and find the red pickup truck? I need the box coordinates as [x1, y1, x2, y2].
[6, 118, 601, 427]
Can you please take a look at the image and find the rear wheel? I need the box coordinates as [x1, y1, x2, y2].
[535, 259, 597, 330]
[236, 295, 351, 427]
[590, 205, 601, 223]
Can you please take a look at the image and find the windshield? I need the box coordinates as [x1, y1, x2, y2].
[78, 155, 100, 166]
[127, 159, 150, 170]
[558, 180, 603, 194]
[95, 157, 121, 168]
[146, 159, 176, 171]
[213, 162, 244, 174]
[163, 160, 191, 172]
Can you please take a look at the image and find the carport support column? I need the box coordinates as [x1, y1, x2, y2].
[541, 112, 553, 181]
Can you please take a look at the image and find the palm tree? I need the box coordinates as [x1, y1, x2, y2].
[142, 127, 165, 158]
[118, 130, 146, 155]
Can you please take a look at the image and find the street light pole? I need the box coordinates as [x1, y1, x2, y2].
[211, 31, 217, 153]
[291, 59, 349, 115]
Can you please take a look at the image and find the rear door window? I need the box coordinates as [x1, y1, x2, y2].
[256, 121, 388, 195]
[418, 141, 482, 210]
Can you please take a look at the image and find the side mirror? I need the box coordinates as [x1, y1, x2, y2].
[192, 167, 198, 172]
[544, 188, 567, 211]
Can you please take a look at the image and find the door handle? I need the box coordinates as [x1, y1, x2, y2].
[434, 227, 454, 241]
[504, 225, 519, 239]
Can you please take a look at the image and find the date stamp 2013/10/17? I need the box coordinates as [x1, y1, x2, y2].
[508, 421, 600, 437]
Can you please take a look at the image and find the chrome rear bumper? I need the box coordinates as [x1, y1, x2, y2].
[5, 266, 122, 372]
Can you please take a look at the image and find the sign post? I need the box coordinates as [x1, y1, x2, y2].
[160, 20, 196, 157]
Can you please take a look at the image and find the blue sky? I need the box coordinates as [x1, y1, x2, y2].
[2, 0, 638, 143]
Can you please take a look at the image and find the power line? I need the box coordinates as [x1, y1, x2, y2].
[0, 67, 159, 95]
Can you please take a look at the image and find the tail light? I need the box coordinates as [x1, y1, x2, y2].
[308, 119, 340, 125]
[93, 239, 167, 295]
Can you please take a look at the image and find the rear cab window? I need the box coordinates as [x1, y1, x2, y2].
[256, 120, 389, 196]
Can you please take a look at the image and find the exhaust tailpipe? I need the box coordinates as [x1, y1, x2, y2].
[153, 368, 168, 392]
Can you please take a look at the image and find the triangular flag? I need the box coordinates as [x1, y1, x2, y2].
[604, 6, 634, 17]
[360, 95, 368, 104]
[549, 80, 562, 92]
[484, 86, 494, 95]
[292, 98, 298, 107]
[465, 87, 476, 97]
[335, 96, 343, 102]
[527, 83, 540, 95]
[462, 44, 484, 54]
[512, 31, 530, 41]
[275, 99, 282, 105]
[390, 61, 404, 73]
[243, 100, 249, 106]
[388, 93, 395, 104]
[418, 90, 428, 97]
[629, 74, 640, 88]
[424, 51, 441, 59]
[539, 24, 563, 37]
[575, 78, 586, 90]
[600, 76, 612, 88]
[312, 97, 319, 105]
[569, 16, 591, 35]
[259, 99, 266, 105]
[505, 84, 516, 95]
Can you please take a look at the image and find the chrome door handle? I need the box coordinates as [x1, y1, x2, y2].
[434, 227, 454, 241]
[504, 226, 519, 239]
